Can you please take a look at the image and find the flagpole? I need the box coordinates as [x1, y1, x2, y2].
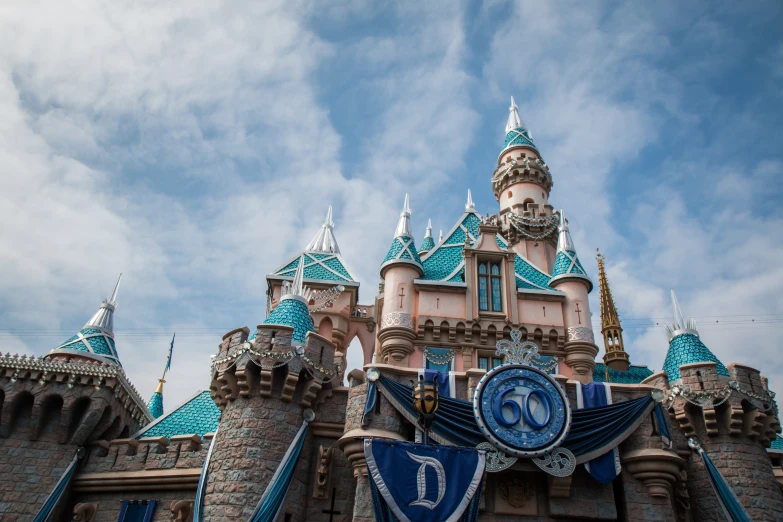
[159, 333, 175, 383]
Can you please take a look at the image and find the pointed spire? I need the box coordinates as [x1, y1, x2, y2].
[394, 193, 413, 238]
[597, 250, 630, 370]
[49, 275, 123, 366]
[662, 289, 728, 382]
[550, 211, 592, 292]
[306, 206, 341, 254]
[418, 219, 435, 255]
[506, 96, 526, 133]
[381, 193, 423, 278]
[666, 290, 698, 340]
[465, 189, 475, 211]
[84, 274, 123, 333]
[439, 229, 443, 242]
[281, 255, 313, 304]
[556, 211, 576, 253]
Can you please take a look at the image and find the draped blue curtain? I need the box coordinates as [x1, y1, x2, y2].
[376, 374, 654, 462]
[248, 417, 310, 522]
[193, 425, 220, 522]
[117, 500, 157, 522]
[697, 446, 752, 522]
[33, 448, 83, 522]
[653, 403, 672, 447]
[362, 380, 378, 429]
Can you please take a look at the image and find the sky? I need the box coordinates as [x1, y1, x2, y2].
[1, 0, 781, 411]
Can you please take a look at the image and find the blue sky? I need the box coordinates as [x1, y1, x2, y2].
[1, 0, 781, 409]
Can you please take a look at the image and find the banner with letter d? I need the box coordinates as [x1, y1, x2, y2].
[364, 439, 485, 522]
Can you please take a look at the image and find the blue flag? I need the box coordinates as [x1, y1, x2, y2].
[365, 439, 484, 522]
[166, 333, 175, 373]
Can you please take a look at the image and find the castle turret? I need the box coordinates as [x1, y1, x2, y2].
[378, 194, 423, 365]
[597, 250, 630, 371]
[645, 290, 783, 520]
[264, 257, 316, 345]
[47, 274, 123, 366]
[662, 290, 728, 382]
[418, 219, 435, 255]
[548, 211, 598, 383]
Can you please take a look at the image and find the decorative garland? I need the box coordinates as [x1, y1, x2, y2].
[666, 380, 776, 411]
[211, 342, 342, 381]
[423, 347, 455, 366]
[507, 213, 559, 242]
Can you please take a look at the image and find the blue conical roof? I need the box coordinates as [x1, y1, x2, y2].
[381, 194, 424, 277]
[661, 290, 728, 382]
[148, 390, 163, 419]
[549, 211, 592, 292]
[263, 297, 315, 345]
[50, 275, 123, 366]
[500, 97, 541, 159]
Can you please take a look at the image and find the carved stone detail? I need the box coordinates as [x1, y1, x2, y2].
[170, 500, 194, 521]
[313, 445, 334, 499]
[73, 503, 98, 522]
[381, 312, 414, 329]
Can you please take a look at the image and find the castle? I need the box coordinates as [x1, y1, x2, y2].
[1, 98, 781, 521]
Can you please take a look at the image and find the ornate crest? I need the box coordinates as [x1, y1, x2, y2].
[495, 330, 541, 365]
[498, 477, 534, 508]
[531, 447, 575, 477]
[476, 442, 517, 472]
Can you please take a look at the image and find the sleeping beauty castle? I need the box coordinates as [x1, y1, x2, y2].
[2, 99, 783, 522]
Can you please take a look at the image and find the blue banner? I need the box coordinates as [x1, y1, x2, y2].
[577, 382, 621, 484]
[364, 439, 484, 522]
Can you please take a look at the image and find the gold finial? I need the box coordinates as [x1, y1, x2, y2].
[596, 249, 630, 371]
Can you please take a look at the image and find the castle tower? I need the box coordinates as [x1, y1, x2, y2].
[492, 97, 557, 271]
[596, 250, 630, 371]
[649, 290, 783, 520]
[378, 194, 423, 365]
[418, 219, 435, 255]
[548, 211, 598, 383]
[205, 257, 342, 521]
[47, 274, 123, 366]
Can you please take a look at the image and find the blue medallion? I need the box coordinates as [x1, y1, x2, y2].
[473, 364, 571, 458]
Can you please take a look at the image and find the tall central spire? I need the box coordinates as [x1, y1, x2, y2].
[597, 250, 630, 371]
[506, 96, 526, 133]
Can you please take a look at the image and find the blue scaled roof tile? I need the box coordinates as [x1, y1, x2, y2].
[552, 250, 587, 277]
[771, 435, 783, 451]
[593, 363, 654, 384]
[147, 391, 163, 419]
[263, 297, 315, 344]
[55, 327, 122, 367]
[136, 390, 219, 439]
[503, 128, 538, 151]
[418, 235, 435, 254]
[382, 235, 424, 275]
[273, 252, 357, 283]
[514, 255, 555, 291]
[662, 333, 729, 382]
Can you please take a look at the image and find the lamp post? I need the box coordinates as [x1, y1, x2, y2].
[412, 375, 439, 444]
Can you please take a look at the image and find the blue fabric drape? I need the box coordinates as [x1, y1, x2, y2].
[699, 448, 752, 522]
[249, 417, 310, 522]
[653, 403, 672, 447]
[362, 380, 378, 429]
[117, 500, 157, 522]
[33, 448, 83, 522]
[376, 374, 654, 463]
[578, 382, 621, 484]
[193, 425, 220, 522]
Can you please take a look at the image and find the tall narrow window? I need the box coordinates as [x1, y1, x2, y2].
[490, 263, 502, 312]
[478, 261, 503, 312]
[478, 263, 489, 311]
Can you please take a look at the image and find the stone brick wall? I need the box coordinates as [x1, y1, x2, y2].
[0, 438, 80, 521]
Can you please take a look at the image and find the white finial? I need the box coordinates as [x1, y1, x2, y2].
[424, 219, 433, 238]
[666, 289, 698, 340]
[394, 193, 413, 238]
[84, 274, 123, 333]
[306, 205, 341, 253]
[439, 229, 443, 242]
[556, 210, 575, 253]
[282, 255, 314, 304]
[506, 96, 526, 133]
[466, 189, 475, 211]
[108, 273, 122, 306]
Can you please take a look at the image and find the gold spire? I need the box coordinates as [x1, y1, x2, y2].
[597, 249, 630, 371]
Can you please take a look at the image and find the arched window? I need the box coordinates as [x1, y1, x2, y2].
[478, 261, 503, 312]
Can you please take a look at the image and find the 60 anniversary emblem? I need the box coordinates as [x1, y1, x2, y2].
[473, 364, 571, 458]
